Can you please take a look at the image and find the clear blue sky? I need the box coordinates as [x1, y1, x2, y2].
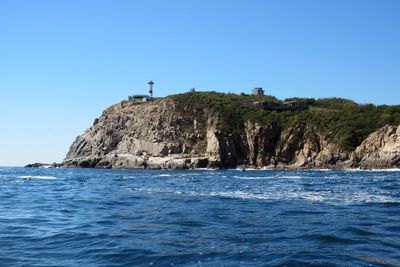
[1, 0, 399, 166]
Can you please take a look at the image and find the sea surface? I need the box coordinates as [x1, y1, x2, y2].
[0, 167, 399, 266]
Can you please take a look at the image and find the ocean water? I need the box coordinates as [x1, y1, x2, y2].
[0, 167, 399, 266]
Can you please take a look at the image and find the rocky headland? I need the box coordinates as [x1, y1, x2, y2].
[62, 92, 400, 170]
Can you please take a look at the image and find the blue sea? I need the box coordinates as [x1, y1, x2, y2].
[0, 167, 399, 266]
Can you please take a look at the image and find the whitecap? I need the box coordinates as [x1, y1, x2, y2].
[158, 174, 172, 177]
[344, 168, 400, 172]
[234, 167, 259, 171]
[230, 175, 303, 180]
[279, 175, 303, 179]
[208, 191, 271, 200]
[296, 192, 326, 202]
[18, 175, 58, 180]
[350, 192, 399, 204]
[124, 188, 134, 192]
[369, 168, 400, 172]
[123, 176, 137, 179]
[230, 176, 268, 180]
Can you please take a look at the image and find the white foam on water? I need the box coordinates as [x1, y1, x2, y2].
[124, 174, 171, 179]
[208, 190, 271, 200]
[230, 175, 304, 180]
[124, 187, 134, 192]
[123, 176, 138, 179]
[124, 186, 400, 205]
[350, 192, 398, 204]
[344, 168, 400, 172]
[18, 175, 58, 180]
[119, 173, 399, 205]
[206, 191, 318, 201]
[229, 176, 269, 180]
[192, 168, 216, 171]
[279, 175, 303, 179]
[296, 192, 326, 202]
[369, 168, 400, 172]
[343, 168, 364, 172]
[195, 189, 399, 205]
[234, 167, 260, 171]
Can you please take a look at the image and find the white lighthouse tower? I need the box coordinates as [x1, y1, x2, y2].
[148, 80, 154, 98]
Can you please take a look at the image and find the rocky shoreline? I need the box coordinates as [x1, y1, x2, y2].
[25, 162, 400, 171]
[25, 162, 62, 168]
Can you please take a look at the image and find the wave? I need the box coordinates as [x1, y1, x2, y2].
[188, 190, 399, 205]
[228, 175, 304, 180]
[234, 167, 260, 171]
[343, 168, 400, 172]
[18, 175, 58, 180]
[208, 190, 270, 200]
[369, 168, 400, 172]
[191, 168, 217, 171]
[228, 176, 268, 180]
[279, 175, 303, 179]
[204, 191, 327, 202]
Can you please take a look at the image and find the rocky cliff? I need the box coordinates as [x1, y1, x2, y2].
[350, 125, 400, 168]
[63, 95, 400, 169]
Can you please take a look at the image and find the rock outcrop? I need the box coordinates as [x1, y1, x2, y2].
[25, 162, 62, 168]
[243, 121, 349, 169]
[351, 125, 400, 168]
[62, 98, 400, 169]
[63, 99, 210, 169]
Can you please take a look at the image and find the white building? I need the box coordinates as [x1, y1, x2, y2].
[128, 95, 152, 102]
[128, 81, 155, 102]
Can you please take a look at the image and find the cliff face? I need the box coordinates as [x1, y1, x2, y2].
[63, 98, 400, 169]
[64, 99, 209, 169]
[350, 125, 400, 168]
[244, 122, 348, 168]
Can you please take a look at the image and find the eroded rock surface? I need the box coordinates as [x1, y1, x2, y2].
[351, 125, 400, 168]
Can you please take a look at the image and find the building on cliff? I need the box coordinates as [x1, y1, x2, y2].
[252, 87, 265, 96]
[253, 100, 308, 111]
[148, 80, 154, 98]
[283, 100, 307, 111]
[129, 95, 152, 102]
[128, 80, 155, 102]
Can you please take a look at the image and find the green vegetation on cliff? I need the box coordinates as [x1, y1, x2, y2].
[170, 92, 400, 151]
